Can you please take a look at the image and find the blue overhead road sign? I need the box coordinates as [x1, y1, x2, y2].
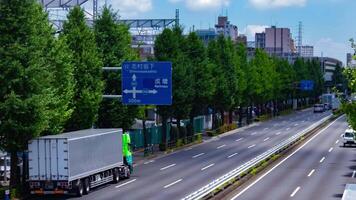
[122, 62, 172, 105]
[300, 80, 314, 91]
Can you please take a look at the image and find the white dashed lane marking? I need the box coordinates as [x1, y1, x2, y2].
[192, 153, 205, 158]
[201, 163, 215, 171]
[290, 187, 301, 197]
[307, 169, 315, 177]
[160, 164, 176, 171]
[228, 153, 239, 158]
[164, 179, 182, 189]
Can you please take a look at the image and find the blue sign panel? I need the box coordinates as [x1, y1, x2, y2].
[122, 62, 172, 105]
[300, 80, 314, 91]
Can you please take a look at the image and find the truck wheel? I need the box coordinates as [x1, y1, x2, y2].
[113, 168, 120, 183]
[126, 168, 131, 179]
[76, 180, 84, 197]
[83, 178, 90, 194]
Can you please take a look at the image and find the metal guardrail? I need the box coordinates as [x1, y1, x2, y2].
[182, 115, 333, 200]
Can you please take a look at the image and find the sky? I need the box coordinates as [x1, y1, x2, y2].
[98, 0, 355, 64]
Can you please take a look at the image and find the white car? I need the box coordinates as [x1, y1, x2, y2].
[342, 129, 356, 147]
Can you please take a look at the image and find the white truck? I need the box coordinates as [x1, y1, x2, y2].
[28, 129, 132, 196]
[321, 93, 340, 110]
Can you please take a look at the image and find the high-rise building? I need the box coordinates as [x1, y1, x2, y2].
[347, 53, 353, 66]
[264, 26, 294, 56]
[255, 32, 265, 49]
[347, 53, 356, 68]
[196, 28, 217, 45]
[236, 35, 247, 46]
[215, 16, 238, 41]
[297, 45, 314, 57]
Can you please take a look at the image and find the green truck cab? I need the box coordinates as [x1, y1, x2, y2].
[122, 132, 133, 173]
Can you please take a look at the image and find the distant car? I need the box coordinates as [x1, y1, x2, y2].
[342, 129, 356, 147]
[314, 104, 325, 113]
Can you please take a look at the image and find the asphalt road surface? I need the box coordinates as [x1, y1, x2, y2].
[230, 115, 356, 200]
[40, 109, 331, 200]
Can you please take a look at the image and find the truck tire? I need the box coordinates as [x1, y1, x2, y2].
[126, 168, 131, 179]
[76, 180, 84, 197]
[83, 178, 90, 194]
[113, 168, 120, 183]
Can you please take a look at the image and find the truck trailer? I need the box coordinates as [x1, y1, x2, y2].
[28, 129, 132, 196]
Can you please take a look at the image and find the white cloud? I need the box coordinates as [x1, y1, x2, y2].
[313, 38, 351, 64]
[169, 0, 230, 10]
[249, 0, 307, 9]
[108, 0, 152, 17]
[242, 25, 269, 40]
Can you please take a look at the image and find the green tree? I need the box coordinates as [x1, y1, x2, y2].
[61, 6, 104, 131]
[208, 35, 237, 125]
[154, 28, 175, 150]
[44, 36, 75, 135]
[332, 63, 348, 93]
[249, 49, 274, 116]
[170, 27, 194, 140]
[155, 27, 194, 148]
[235, 43, 249, 124]
[273, 58, 296, 110]
[94, 6, 139, 131]
[309, 58, 324, 101]
[343, 39, 356, 129]
[183, 32, 214, 136]
[0, 0, 70, 188]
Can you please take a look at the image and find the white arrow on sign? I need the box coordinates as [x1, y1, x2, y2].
[132, 74, 137, 82]
[123, 87, 158, 99]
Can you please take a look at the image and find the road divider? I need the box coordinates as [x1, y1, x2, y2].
[182, 114, 334, 200]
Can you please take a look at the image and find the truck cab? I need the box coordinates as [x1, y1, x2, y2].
[342, 129, 356, 147]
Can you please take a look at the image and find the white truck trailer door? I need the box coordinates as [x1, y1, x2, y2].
[57, 139, 69, 180]
[49, 139, 58, 180]
[45, 140, 51, 180]
[28, 140, 39, 180]
[38, 139, 47, 181]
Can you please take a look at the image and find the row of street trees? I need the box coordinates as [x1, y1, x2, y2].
[0, 0, 328, 192]
[344, 39, 356, 128]
[0, 0, 139, 191]
[154, 27, 325, 149]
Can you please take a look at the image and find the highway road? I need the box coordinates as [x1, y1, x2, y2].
[229, 115, 356, 200]
[61, 109, 331, 200]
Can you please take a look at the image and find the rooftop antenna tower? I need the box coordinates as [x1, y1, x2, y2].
[297, 21, 303, 56]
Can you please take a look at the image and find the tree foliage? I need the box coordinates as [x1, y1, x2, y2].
[0, 0, 74, 187]
[344, 39, 356, 129]
[61, 6, 104, 131]
[94, 6, 139, 131]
